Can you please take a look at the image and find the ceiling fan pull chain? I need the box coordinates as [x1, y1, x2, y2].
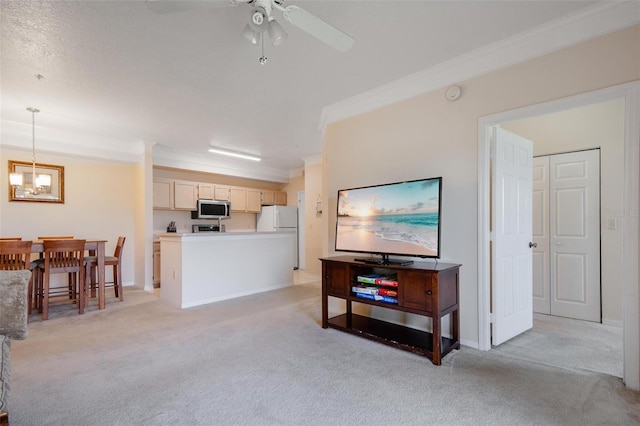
[260, 33, 267, 65]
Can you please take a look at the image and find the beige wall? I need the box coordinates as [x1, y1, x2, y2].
[283, 173, 304, 208]
[502, 99, 625, 323]
[0, 147, 138, 286]
[322, 25, 640, 347]
[304, 161, 324, 275]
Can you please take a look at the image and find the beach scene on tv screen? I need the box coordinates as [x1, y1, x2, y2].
[336, 179, 440, 257]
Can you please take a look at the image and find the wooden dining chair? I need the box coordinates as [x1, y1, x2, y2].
[0, 237, 22, 241]
[0, 241, 32, 270]
[85, 236, 125, 302]
[36, 239, 86, 320]
[0, 240, 35, 314]
[33, 236, 75, 309]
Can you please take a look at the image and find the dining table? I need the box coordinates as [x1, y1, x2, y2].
[30, 239, 108, 310]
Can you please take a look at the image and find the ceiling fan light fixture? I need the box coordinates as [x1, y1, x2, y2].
[242, 23, 260, 44]
[248, 6, 268, 33]
[267, 18, 287, 46]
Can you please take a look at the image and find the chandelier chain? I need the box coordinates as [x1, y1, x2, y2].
[31, 108, 36, 166]
[27, 107, 40, 194]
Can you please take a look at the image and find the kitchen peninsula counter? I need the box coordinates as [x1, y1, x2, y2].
[158, 232, 295, 308]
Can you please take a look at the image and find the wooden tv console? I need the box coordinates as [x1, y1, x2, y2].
[321, 256, 461, 365]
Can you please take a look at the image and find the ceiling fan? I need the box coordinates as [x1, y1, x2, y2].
[146, 0, 355, 58]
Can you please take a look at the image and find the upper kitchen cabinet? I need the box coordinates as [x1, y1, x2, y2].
[229, 187, 246, 212]
[153, 178, 173, 209]
[198, 183, 214, 200]
[260, 190, 287, 206]
[275, 191, 287, 206]
[228, 187, 261, 213]
[153, 178, 198, 210]
[214, 185, 230, 201]
[261, 190, 275, 205]
[173, 180, 198, 210]
[246, 189, 262, 213]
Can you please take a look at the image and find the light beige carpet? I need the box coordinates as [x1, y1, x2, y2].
[9, 283, 640, 425]
[493, 312, 623, 378]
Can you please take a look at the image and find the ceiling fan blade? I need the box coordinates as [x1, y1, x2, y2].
[145, 0, 234, 15]
[283, 5, 354, 52]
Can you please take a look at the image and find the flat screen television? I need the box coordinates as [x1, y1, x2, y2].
[335, 177, 442, 265]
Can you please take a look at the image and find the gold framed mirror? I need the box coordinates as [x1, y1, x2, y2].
[8, 160, 65, 203]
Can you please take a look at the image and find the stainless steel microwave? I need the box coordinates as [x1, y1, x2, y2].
[191, 199, 231, 220]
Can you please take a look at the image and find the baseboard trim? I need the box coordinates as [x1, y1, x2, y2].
[603, 319, 623, 328]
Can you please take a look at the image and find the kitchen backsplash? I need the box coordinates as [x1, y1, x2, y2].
[153, 209, 257, 234]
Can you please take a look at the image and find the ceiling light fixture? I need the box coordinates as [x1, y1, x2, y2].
[208, 148, 261, 162]
[9, 107, 51, 193]
[243, 3, 289, 64]
[267, 17, 287, 46]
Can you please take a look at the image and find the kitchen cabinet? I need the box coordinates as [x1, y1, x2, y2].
[260, 190, 287, 206]
[153, 241, 161, 288]
[198, 183, 214, 200]
[214, 185, 230, 201]
[275, 191, 287, 206]
[246, 189, 262, 213]
[261, 190, 275, 205]
[153, 179, 173, 209]
[229, 187, 261, 213]
[173, 180, 198, 210]
[229, 187, 246, 212]
[153, 177, 281, 212]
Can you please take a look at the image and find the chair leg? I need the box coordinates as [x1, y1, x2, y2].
[91, 265, 97, 298]
[42, 269, 50, 320]
[78, 268, 85, 315]
[115, 264, 123, 301]
[36, 269, 43, 312]
[28, 270, 34, 316]
[35, 268, 43, 313]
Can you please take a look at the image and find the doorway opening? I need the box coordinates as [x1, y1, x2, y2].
[477, 81, 640, 389]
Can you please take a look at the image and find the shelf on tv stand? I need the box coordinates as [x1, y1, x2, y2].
[320, 256, 461, 365]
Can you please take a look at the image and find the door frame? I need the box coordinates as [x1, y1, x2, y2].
[477, 81, 640, 390]
[297, 190, 306, 270]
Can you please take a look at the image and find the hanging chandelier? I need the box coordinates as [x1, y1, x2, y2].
[9, 107, 51, 194]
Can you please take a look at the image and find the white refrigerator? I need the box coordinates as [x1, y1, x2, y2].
[257, 206, 298, 269]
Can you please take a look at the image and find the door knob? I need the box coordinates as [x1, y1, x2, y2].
[529, 242, 537, 248]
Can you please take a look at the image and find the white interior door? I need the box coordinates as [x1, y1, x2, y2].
[532, 156, 551, 314]
[492, 127, 534, 346]
[550, 150, 600, 321]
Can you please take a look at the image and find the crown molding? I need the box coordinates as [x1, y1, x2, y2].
[0, 119, 144, 164]
[319, 1, 640, 130]
[302, 154, 322, 167]
[289, 167, 304, 179]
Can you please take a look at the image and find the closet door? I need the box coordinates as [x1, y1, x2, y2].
[550, 149, 600, 322]
[532, 156, 550, 314]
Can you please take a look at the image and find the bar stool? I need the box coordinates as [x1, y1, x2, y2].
[85, 236, 125, 303]
[0, 240, 35, 314]
[37, 239, 86, 320]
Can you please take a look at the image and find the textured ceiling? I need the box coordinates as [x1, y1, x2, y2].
[1, 0, 602, 179]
